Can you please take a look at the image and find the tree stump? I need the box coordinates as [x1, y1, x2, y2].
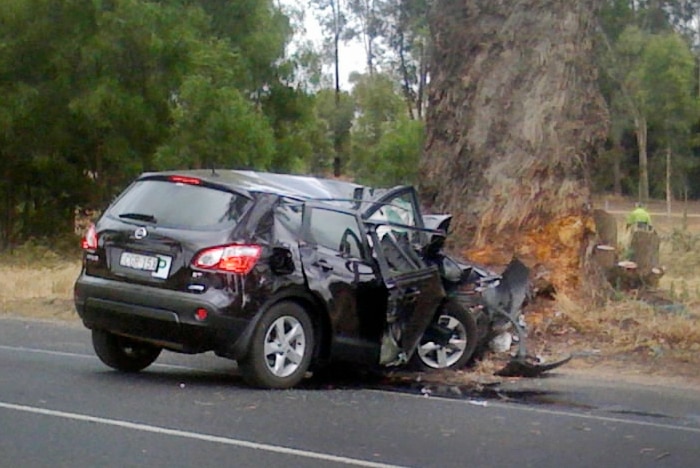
[593, 244, 616, 269]
[606, 230, 663, 289]
[630, 230, 660, 272]
[593, 209, 617, 247]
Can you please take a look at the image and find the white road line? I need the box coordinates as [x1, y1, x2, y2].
[0, 344, 92, 360]
[5, 344, 700, 436]
[0, 344, 203, 372]
[0, 401, 407, 468]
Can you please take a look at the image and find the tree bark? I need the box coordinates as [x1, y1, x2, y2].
[665, 145, 671, 218]
[421, 0, 608, 295]
[593, 209, 617, 247]
[635, 114, 649, 202]
[612, 143, 622, 196]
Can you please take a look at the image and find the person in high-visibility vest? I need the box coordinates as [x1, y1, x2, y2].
[626, 203, 652, 231]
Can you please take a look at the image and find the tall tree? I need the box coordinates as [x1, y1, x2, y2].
[346, 0, 384, 75]
[421, 0, 608, 294]
[380, 0, 432, 119]
[348, 72, 422, 184]
[639, 32, 697, 210]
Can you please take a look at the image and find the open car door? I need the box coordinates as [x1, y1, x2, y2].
[366, 222, 445, 366]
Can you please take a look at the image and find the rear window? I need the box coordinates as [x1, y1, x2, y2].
[107, 179, 251, 229]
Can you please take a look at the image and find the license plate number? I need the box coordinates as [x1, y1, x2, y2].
[120, 252, 159, 271]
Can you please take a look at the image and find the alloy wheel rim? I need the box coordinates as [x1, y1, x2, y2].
[263, 316, 306, 378]
[417, 315, 467, 369]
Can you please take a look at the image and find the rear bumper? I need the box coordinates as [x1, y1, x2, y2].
[74, 273, 253, 357]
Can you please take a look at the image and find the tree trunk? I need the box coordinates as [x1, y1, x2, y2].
[421, 0, 608, 295]
[333, 0, 342, 177]
[398, 30, 416, 120]
[612, 143, 622, 196]
[665, 145, 671, 219]
[635, 114, 649, 202]
[417, 40, 429, 119]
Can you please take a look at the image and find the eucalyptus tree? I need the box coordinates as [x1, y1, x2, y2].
[310, 0, 353, 174]
[422, 0, 608, 296]
[348, 72, 422, 185]
[638, 32, 698, 210]
[0, 0, 306, 247]
[376, 0, 432, 119]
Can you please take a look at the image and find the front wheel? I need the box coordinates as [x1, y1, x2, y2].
[92, 330, 162, 372]
[239, 302, 315, 389]
[411, 300, 478, 370]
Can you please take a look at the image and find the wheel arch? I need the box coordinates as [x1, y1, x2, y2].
[227, 286, 333, 364]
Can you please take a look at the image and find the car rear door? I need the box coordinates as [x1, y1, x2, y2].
[298, 205, 385, 364]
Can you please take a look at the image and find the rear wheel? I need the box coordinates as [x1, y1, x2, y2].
[239, 302, 314, 389]
[411, 300, 478, 370]
[92, 330, 161, 372]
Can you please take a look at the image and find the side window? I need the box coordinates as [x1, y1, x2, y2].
[368, 192, 422, 244]
[308, 208, 365, 259]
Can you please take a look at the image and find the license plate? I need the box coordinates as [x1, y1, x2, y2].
[120, 252, 158, 271]
[119, 252, 172, 279]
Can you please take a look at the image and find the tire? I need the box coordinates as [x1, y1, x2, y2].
[411, 299, 478, 371]
[92, 330, 162, 372]
[239, 302, 315, 389]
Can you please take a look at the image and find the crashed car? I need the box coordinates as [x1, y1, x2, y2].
[74, 169, 540, 389]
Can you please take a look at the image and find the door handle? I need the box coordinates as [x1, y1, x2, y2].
[313, 259, 334, 272]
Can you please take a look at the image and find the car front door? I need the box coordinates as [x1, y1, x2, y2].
[366, 222, 445, 366]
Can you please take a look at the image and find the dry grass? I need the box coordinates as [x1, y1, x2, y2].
[0, 244, 81, 320]
[531, 204, 700, 374]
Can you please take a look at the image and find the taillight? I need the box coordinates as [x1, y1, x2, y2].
[81, 224, 98, 250]
[192, 244, 262, 274]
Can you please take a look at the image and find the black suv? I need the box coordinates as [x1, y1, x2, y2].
[74, 170, 480, 388]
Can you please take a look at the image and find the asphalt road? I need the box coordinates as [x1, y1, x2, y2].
[1, 316, 699, 468]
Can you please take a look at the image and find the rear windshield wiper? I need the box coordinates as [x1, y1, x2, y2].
[118, 212, 157, 223]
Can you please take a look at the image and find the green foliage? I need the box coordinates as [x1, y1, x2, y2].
[348, 73, 423, 185]
[314, 89, 355, 174]
[155, 76, 276, 170]
[638, 33, 697, 135]
[355, 118, 424, 186]
[351, 73, 405, 145]
[597, 8, 700, 199]
[0, 0, 319, 249]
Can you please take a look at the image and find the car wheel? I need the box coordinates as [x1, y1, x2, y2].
[92, 330, 162, 372]
[239, 302, 315, 389]
[411, 300, 478, 370]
